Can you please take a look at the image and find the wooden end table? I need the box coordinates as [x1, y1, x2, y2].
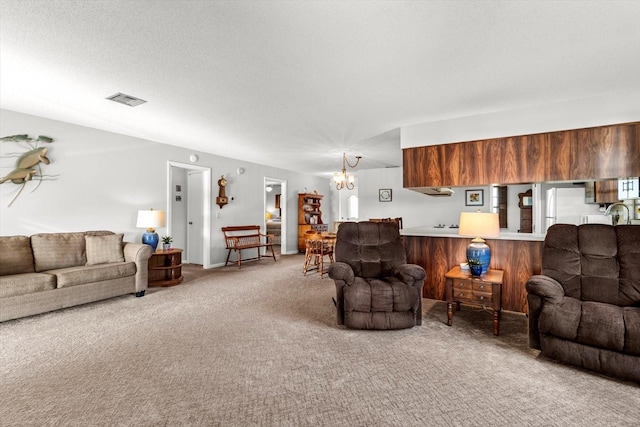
[445, 266, 504, 336]
[149, 248, 184, 287]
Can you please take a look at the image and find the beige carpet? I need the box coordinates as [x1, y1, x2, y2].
[1, 254, 638, 426]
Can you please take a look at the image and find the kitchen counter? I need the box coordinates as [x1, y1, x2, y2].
[401, 226, 546, 241]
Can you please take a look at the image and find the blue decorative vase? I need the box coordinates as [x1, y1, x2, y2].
[466, 239, 491, 274]
[469, 264, 483, 277]
[141, 231, 159, 252]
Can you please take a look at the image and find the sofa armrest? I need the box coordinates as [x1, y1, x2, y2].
[328, 262, 355, 285]
[525, 275, 565, 304]
[396, 264, 426, 325]
[525, 275, 565, 350]
[328, 262, 356, 326]
[394, 264, 426, 287]
[123, 243, 152, 294]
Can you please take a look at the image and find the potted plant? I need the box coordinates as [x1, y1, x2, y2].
[161, 236, 173, 251]
[467, 258, 483, 277]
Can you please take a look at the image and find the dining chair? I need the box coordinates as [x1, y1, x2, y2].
[303, 232, 335, 277]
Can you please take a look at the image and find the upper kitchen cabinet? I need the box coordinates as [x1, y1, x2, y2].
[403, 122, 640, 188]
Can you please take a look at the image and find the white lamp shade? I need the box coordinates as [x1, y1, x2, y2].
[136, 209, 165, 229]
[458, 212, 500, 238]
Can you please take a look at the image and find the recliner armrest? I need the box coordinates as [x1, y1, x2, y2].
[328, 262, 355, 285]
[394, 264, 426, 287]
[525, 275, 565, 304]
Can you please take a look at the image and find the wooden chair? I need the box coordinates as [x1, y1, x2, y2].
[303, 233, 335, 278]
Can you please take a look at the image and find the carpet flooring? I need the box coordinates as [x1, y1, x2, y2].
[1, 254, 638, 426]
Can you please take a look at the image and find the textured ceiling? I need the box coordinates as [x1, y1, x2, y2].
[1, 1, 640, 177]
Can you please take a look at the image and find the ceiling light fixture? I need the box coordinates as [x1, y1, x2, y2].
[333, 152, 362, 190]
[106, 92, 147, 107]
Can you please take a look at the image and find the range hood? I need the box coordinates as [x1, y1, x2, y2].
[409, 187, 455, 197]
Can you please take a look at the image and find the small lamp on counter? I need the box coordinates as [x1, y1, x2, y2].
[136, 208, 165, 251]
[458, 211, 500, 275]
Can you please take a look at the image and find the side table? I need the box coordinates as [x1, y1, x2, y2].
[445, 266, 504, 335]
[149, 249, 184, 287]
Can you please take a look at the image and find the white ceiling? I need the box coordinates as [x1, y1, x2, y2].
[2, 1, 639, 177]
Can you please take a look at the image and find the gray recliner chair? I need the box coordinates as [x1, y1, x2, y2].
[526, 224, 640, 382]
[328, 221, 426, 330]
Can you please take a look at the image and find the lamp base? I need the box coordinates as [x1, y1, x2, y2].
[466, 240, 491, 274]
[142, 231, 159, 251]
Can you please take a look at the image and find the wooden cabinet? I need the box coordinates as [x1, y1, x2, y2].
[403, 121, 640, 188]
[298, 193, 327, 252]
[518, 189, 532, 233]
[585, 179, 620, 204]
[149, 249, 183, 286]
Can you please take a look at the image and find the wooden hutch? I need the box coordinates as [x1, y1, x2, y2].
[298, 193, 328, 252]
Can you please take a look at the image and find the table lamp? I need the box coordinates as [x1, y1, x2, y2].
[458, 211, 500, 274]
[136, 208, 165, 251]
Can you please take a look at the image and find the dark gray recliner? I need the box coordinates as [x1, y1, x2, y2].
[526, 224, 640, 382]
[328, 221, 426, 330]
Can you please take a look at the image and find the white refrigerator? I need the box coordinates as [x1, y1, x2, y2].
[545, 187, 591, 232]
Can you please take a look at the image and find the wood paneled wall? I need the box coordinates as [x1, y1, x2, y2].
[403, 122, 640, 188]
[404, 236, 543, 313]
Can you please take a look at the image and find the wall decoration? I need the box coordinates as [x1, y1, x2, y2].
[465, 189, 484, 206]
[216, 175, 228, 208]
[0, 134, 57, 207]
[175, 185, 182, 192]
[379, 188, 392, 202]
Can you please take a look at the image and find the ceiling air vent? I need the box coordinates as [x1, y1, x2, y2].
[106, 92, 147, 107]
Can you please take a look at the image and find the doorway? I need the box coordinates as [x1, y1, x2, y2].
[264, 177, 287, 255]
[167, 161, 212, 268]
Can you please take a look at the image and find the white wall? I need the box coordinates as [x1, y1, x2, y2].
[0, 109, 328, 265]
[401, 89, 640, 147]
[355, 167, 495, 229]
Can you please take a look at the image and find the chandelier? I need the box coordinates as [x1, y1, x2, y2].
[333, 152, 362, 190]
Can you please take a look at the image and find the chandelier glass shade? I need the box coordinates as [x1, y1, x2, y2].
[334, 152, 361, 190]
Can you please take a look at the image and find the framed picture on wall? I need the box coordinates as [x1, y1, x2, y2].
[379, 188, 392, 202]
[465, 189, 484, 206]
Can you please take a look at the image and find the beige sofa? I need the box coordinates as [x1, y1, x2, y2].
[0, 231, 152, 322]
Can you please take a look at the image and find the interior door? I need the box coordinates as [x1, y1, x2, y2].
[187, 171, 204, 265]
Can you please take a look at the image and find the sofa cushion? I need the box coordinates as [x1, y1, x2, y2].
[85, 233, 125, 266]
[334, 222, 407, 278]
[0, 273, 56, 298]
[344, 276, 419, 313]
[539, 296, 581, 342]
[577, 301, 624, 352]
[0, 236, 35, 276]
[541, 224, 581, 299]
[579, 225, 620, 305]
[624, 307, 640, 356]
[31, 232, 86, 272]
[51, 262, 136, 288]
